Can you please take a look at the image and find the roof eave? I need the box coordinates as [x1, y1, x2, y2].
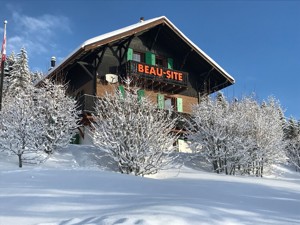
[160, 17, 235, 84]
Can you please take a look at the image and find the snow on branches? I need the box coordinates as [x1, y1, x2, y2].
[0, 48, 79, 167]
[91, 84, 178, 176]
[6, 48, 32, 97]
[0, 93, 48, 167]
[37, 79, 79, 154]
[284, 118, 300, 171]
[187, 93, 285, 176]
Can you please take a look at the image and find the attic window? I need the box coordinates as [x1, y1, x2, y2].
[133, 51, 144, 63]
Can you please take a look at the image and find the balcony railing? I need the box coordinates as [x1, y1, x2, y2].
[121, 60, 188, 87]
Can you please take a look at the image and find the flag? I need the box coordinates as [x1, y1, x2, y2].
[0, 20, 7, 68]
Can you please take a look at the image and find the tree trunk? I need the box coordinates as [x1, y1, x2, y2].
[212, 160, 218, 173]
[260, 162, 264, 177]
[224, 156, 228, 175]
[18, 154, 22, 168]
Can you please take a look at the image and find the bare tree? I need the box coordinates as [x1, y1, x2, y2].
[91, 83, 179, 176]
[0, 48, 79, 167]
[187, 94, 285, 176]
[0, 93, 47, 167]
[248, 97, 285, 176]
[187, 93, 238, 174]
[36, 79, 80, 154]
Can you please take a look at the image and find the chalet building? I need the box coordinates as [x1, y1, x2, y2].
[45, 16, 235, 149]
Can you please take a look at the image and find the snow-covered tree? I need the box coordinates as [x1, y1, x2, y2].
[91, 82, 179, 176]
[0, 93, 47, 167]
[0, 48, 79, 167]
[0, 48, 45, 167]
[31, 71, 43, 84]
[6, 48, 32, 97]
[0, 52, 16, 97]
[284, 117, 298, 140]
[284, 117, 300, 171]
[187, 94, 285, 176]
[248, 97, 285, 176]
[186, 93, 239, 174]
[36, 79, 79, 154]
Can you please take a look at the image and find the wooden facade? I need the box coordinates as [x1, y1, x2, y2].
[44, 16, 235, 146]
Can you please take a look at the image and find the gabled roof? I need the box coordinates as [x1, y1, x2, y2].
[47, 16, 234, 84]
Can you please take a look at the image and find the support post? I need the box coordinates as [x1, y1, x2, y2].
[0, 60, 4, 111]
[0, 20, 7, 111]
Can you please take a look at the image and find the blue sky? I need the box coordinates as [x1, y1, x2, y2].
[0, 0, 300, 119]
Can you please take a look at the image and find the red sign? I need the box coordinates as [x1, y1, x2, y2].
[137, 63, 184, 82]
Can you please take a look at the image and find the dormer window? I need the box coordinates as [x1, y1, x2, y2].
[133, 52, 141, 62]
[127, 48, 173, 69]
[133, 52, 144, 63]
[127, 48, 145, 63]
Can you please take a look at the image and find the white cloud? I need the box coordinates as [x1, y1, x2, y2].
[13, 12, 72, 36]
[9, 35, 48, 55]
[6, 9, 72, 58]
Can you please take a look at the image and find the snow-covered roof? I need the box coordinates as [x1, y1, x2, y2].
[47, 16, 234, 83]
[82, 16, 165, 49]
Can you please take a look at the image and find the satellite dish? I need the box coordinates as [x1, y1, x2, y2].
[105, 74, 118, 84]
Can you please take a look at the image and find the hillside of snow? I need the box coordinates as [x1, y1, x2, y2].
[1, 145, 300, 225]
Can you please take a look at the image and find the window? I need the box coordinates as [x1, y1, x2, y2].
[133, 52, 141, 62]
[164, 97, 173, 110]
[156, 55, 166, 67]
[157, 94, 183, 112]
[127, 48, 144, 63]
[133, 52, 144, 63]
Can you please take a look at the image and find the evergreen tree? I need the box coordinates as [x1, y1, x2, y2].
[6, 48, 32, 97]
[284, 117, 300, 171]
[31, 71, 44, 84]
[2, 52, 16, 94]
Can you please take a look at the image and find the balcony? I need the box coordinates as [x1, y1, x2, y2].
[121, 61, 188, 92]
[77, 94, 191, 130]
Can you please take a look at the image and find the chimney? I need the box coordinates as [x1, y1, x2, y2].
[140, 17, 144, 22]
[51, 56, 56, 68]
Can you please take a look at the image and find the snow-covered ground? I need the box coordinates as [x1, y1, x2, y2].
[1, 145, 300, 225]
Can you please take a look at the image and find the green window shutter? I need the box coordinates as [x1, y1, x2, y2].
[118, 85, 125, 98]
[151, 53, 156, 65]
[127, 48, 133, 61]
[137, 89, 145, 102]
[145, 51, 155, 65]
[167, 58, 173, 69]
[157, 94, 165, 109]
[177, 97, 183, 112]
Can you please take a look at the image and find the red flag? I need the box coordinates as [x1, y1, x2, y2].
[1, 20, 7, 68]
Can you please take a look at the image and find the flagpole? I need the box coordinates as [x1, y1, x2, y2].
[0, 20, 7, 111]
